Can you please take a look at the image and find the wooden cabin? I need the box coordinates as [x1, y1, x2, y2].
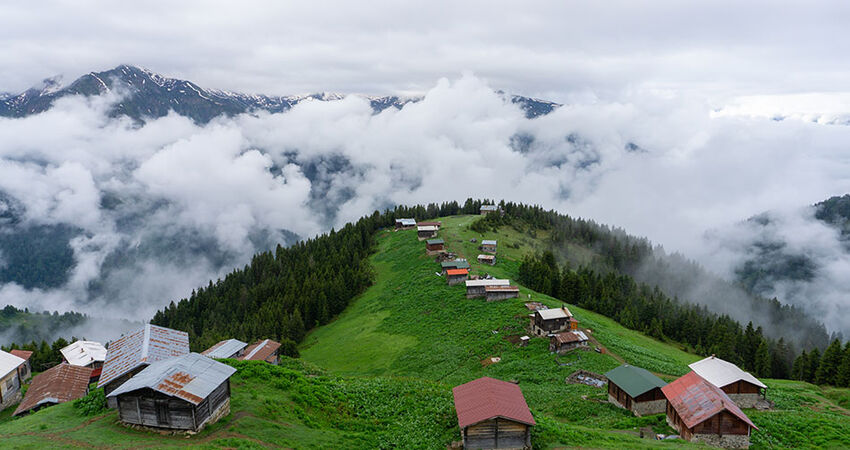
[0, 350, 25, 410]
[549, 330, 589, 354]
[425, 238, 446, 254]
[441, 259, 470, 275]
[604, 364, 667, 416]
[395, 218, 416, 230]
[530, 306, 575, 336]
[453, 377, 535, 449]
[481, 240, 498, 253]
[484, 285, 519, 301]
[417, 221, 442, 230]
[99, 324, 190, 407]
[14, 364, 92, 416]
[478, 254, 496, 265]
[9, 349, 33, 382]
[480, 205, 499, 215]
[61, 341, 107, 383]
[446, 268, 469, 286]
[240, 339, 282, 364]
[663, 371, 758, 448]
[417, 225, 438, 240]
[202, 339, 248, 359]
[689, 356, 767, 408]
[465, 279, 511, 299]
[107, 353, 236, 432]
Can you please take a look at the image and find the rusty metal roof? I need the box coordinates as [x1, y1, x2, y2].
[97, 324, 190, 388]
[453, 377, 536, 429]
[446, 268, 468, 276]
[14, 364, 92, 416]
[9, 349, 33, 361]
[0, 350, 25, 379]
[106, 353, 236, 405]
[202, 339, 248, 359]
[240, 339, 281, 362]
[662, 371, 757, 431]
[552, 330, 588, 345]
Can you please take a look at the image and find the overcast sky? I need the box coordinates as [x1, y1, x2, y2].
[2, 1, 850, 105]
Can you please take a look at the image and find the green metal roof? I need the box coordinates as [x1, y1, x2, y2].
[426, 239, 445, 245]
[604, 364, 667, 398]
[440, 260, 470, 269]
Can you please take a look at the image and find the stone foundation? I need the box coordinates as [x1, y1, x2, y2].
[199, 398, 231, 431]
[692, 433, 750, 449]
[0, 389, 21, 410]
[632, 399, 666, 416]
[728, 393, 761, 409]
[608, 394, 625, 409]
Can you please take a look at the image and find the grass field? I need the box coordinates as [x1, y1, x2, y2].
[1, 214, 848, 448]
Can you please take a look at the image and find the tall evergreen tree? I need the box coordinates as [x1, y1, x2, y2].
[816, 339, 845, 386]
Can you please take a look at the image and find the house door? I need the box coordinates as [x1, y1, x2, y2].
[155, 400, 170, 426]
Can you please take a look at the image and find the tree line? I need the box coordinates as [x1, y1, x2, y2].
[1, 337, 77, 372]
[791, 339, 850, 387]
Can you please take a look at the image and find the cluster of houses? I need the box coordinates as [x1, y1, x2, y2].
[0, 324, 282, 433]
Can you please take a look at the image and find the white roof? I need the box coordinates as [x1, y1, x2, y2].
[689, 356, 767, 389]
[465, 279, 511, 287]
[417, 225, 438, 231]
[61, 341, 107, 367]
[482, 240, 497, 245]
[0, 350, 25, 379]
[537, 306, 572, 320]
[572, 330, 589, 341]
[477, 254, 495, 259]
[396, 218, 416, 226]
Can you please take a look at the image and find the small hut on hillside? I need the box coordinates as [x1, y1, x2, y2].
[417, 221, 442, 230]
[9, 349, 33, 382]
[240, 339, 282, 365]
[202, 339, 248, 360]
[107, 353, 236, 432]
[604, 364, 667, 416]
[0, 350, 25, 410]
[663, 372, 758, 448]
[441, 259, 470, 275]
[99, 324, 190, 404]
[481, 240, 497, 253]
[395, 218, 416, 230]
[530, 306, 576, 336]
[688, 356, 767, 408]
[477, 254, 496, 265]
[417, 225, 438, 240]
[484, 285, 519, 301]
[480, 205, 499, 215]
[425, 238, 445, 254]
[446, 268, 469, 286]
[61, 340, 107, 382]
[13, 364, 92, 416]
[453, 377, 535, 449]
[465, 279, 510, 299]
[549, 330, 589, 353]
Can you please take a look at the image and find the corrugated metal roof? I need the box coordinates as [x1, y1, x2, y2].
[426, 239, 445, 245]
[485, 285, 519, 292]
[441, 259, 470, 269]
[604, 364, 666, 398]
[453, 377, 535, 429]
[240, 339, 281, 362]
[9, 350, 32, 361]
[0, 350, 25, 379]
[465, 279, 510, 287]
[536, 307, 572, 320]
[446, 268, 469, 276]
[662, 371, 758, 431]
[107, 353, 236, 405]
[14, 364, 92, 416]
[477, 254, 495, 260]
[480, 205, 498, 211]
[396, 218, 416, 226]
[98, 324, 190, 388]
[417, 221, 442, 227]
[689, 356, 767, 389]
[481, 240, 497, 246]
[417, 225, 438, 231]
[553, 330, 589, 345]
[202, 339, 248, 359]
[61, 341, 107, 367]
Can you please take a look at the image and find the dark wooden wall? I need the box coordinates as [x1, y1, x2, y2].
[463, 418, 529, 449]
[115, 380, 230, 431]
[721, 380, 761, 395]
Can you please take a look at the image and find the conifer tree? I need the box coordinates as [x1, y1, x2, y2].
[816, 339, 845, 386]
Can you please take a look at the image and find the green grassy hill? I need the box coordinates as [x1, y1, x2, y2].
[1, 215, 848, 448]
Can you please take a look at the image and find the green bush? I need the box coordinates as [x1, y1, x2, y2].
[73, 388, 107, 416]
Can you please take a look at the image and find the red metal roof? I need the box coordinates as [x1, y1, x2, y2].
[453, 377, 536, 429]
[14, 364, 92, 416]
[446, 268, 469, 276]
[662, 371, 758, 431]
[240, 339, 281, 362]
[9, 350, 33, 361]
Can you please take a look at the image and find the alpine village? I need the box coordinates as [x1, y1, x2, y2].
[1, 201, 849, 449]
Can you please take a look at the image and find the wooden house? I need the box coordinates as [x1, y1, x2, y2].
[240, 339, 282, 365]
[417, 225, 438, 240]
[417, 221, 442, 230]
[9, 349, 33, 382]
[446, 268, 469, 286]
[478, 254, 496, 265]
[13, 364, 92, 416]
[604, 364, 667, 416]
[549, 330, 589, 354]
[480, 205, 499, 215]
[99, 324, 190, 407]
[465, 279, 510, 299]
[61, 341, 107, 383]
[663, 371, 758, 448]
[425, 238, 446, 254]
[441, 259, 470, 275]
[395, 218, 416, 229]
[202, 339, 248, 359]
[0, 350, 25, 410]
[530, 306, 576, 336]
[107, 353, 236, 432]
[689, 356, 767, 408]
[484, 285, 519, 301]
[481, 240, 498, 253]
[453, 377, 535, 449]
